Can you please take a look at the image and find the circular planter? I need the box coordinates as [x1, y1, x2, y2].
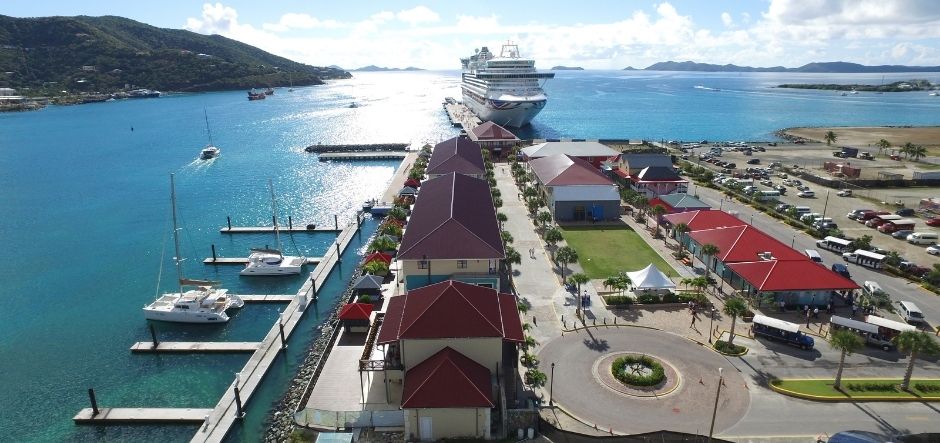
[593, 352, 680, 398]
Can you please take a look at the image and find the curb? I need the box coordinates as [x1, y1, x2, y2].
[559, 324, 735, 358]
[769, 379, 940, 402]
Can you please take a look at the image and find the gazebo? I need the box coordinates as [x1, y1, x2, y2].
[626, 264, 676, 296]
[338, 302, 373, 332]
[364, 252, 393, 266]
[404, 178, 421, 189]
[352, 274, 384, 297]
[399, 186, 417, 196]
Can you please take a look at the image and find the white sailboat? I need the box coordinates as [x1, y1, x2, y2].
[240, 180, 306, 276]
[144, 174, 244, 323]
[199, 108, 221, 160]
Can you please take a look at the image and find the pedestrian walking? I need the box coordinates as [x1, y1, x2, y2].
[827, 302, 833, 314]
[813, 307, 819, 319]
[851, 304, 858, 318]
[805, 310, 811, 327]
[689, 313, 697, 328]
[778, 300, 785, 313]
[529, 247, 535, 259]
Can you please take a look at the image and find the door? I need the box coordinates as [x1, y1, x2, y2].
[419, 416, 433, 441]
[573, 205, 586, 221]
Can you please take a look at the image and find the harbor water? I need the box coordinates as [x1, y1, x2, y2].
[1, 70, 939, 442]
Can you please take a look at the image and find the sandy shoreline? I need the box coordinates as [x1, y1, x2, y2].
[781, 126, 940, 152]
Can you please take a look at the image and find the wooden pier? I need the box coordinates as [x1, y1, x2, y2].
[74, 408, 213, 424]
[130, 342, 261, 353]
[202, 257, 322, 265]
[443, 101, 481, 131]
[319, 151, 407, 162]
[304, 143, 408, 153]
[239, 294, 295, 303]
[219, 226, 337, 234]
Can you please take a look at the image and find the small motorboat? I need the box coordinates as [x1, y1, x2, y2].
[248, 89, 266, 100]
[264, 88, 274, 95]
[348, 102, 359, 108]
[200, 145, 220, 160]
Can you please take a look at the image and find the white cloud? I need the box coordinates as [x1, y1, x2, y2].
[740, 12, 751, 24]
[396, 6, 439, 26]
[185, 2, 240, 34]
[721, 12, 733, 27]
[455, 14, 501, 32]
[262, 13, 341, 32]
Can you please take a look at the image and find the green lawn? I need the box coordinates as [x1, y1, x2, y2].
[560, 225, 677, 279]
[774, 379, 940, 400]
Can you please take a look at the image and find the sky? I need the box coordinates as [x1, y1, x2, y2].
[5, 0, 940, 70]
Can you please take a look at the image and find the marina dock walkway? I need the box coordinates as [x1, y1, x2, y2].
[380, 152, 418, 203]
[219, 226, 338, 234]
[319, 151, 407, 162]
[74, 408, 213, 424]
[202, 257, 322, 265]
[443, 102, 481, 131]
[130, 342, 260, 353]
[239, 294, 294, 303]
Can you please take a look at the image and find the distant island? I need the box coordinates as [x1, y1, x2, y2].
[638, 60, 940, 73]
[0, 14, 350, 110]
[353, 65, 424, 72]
[551, 66, 584, 70]
[778, 79, 936, 92]
[622, 66, 638, 71]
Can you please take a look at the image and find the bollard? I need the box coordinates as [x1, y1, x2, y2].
[614, 317, 617, 325]
[288, 216, 293, 230]
[593, 318, 596, 326]
[88, 388, 99, 417]
[234, 375, 245, 419]
[334, 214, 338, 231]
[149, 323, 159, 348]
[335, 242, 342, 262]
[272, 215, 277, 227]
[278, 313, 288, 350]
[211, 244, 217, 261]
[604, 317, 607, 325]
[202, 415, 210, 432]
[226, 216, 232, 230]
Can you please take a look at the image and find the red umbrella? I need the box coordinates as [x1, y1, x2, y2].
[339, 303, 373, 321]
[364, 252, 393, 265]
[404, 178, 421, 188]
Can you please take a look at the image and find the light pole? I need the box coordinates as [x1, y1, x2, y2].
[549, 362, 555, 406]
[791, 233, 797, 248]
[708, 308, 716, 344]
[707, 367, 724, 443]
[822, 190, 831, 219]
[749, 213, 755, 225]
[719, 199, 724, 211]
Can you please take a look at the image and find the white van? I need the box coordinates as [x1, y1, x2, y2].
[907, 232, 939, 245]
[897, 301, 925, 324]
[863, 281, 886, 299]
[794, 206, 811, 216]
[805, 249, 823, 263]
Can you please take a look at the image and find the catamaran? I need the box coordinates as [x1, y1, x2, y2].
[240, 180, 307, 276]
[199, 108, 220, 160]
[143, 174, 244, 323]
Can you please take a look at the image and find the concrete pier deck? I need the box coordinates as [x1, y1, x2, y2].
[443, 102, 481, 131]
[380, 152, 419, 203]
[304, 143, 408, 153]
[130, 342, 261, 353]
[202, 257, 322, 265]
[74, 408, 213, 424]
[319, 152, 407, 162]
[219, 226, 338, 234]
[239, 295, 295, 303]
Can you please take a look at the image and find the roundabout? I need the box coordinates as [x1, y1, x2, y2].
[538, 327, 750, 435]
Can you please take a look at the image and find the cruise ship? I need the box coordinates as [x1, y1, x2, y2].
[460, 42, 555, 128]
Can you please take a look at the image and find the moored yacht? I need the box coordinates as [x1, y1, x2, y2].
[199, 109, 221, 160]
[460, 42, 554, 127]
[240, 180, 306, 276]
[143, 174, 243, 323]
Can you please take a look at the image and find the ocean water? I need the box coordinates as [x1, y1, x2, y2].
[1, 70, 939, 442]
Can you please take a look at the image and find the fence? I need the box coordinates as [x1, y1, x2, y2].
[294, 408, 404, 431]
[539, 417, 734, 443]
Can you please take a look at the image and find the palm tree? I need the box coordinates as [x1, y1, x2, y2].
[543, 228, 563, 260]
[602, 276, 619, 293]
[824, 131, 837, 146]
[910, 144, 927, 162]
[503, 246, 522, 271]
[723, 297, 749, 345]
[568, 273, 590, 293]
[500, 230, 514, 245]
[877, 139, 891, 157]
[830, 329, 864, 390]
[894, 330, 940, 391]
[700, 243, 721, 283]
[496, 212, 508, 229]
[555, 246, 578, 279]
[901, 142, 915, 159]
[615, 275, 633, 294]
[537, 210, 553, 229]
[650, 204, 668, 237]
[673, 222, 690, 253]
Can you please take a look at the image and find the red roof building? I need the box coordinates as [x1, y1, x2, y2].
[427, 137, 485, 178]
[526, 154, 620, 222]
[364, 252, 393, 265]
[662, 210, 747, 231]
[687, 225, 807, 263]
[468, 121, 519, 160]
[338, 302, 373, 321]
[726, 260, 860, 293]
[401, 347, 494, 408]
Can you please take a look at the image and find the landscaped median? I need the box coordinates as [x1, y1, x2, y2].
[771, 378, 940, 401]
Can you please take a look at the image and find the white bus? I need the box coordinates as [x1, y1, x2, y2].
[816, 236, 852, 253]
[842, 249, 886, 269]
[755, 190, 781, 202]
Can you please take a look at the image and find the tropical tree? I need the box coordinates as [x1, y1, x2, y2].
[526, 198, 542, 215]
[824, 131, 837, 146]
[543, 228, 563, 260]
[378, 222, 403, 238]
[492, 196, 503, 209]
[387, 206, 408, 221]
[503, 246, 522, 271]
[884, 251, 902, 267]
[602, 276, 619, 293]
[894, 331, 940, 391]
[500, 230, 514, 245]
[850, 235, 873, 251]
[497, 212, 508, 224]
[633, 198, 650, 224]
[700, 243, 721, 283]
[369, 236, 398, 253]
[537, 210, 553, 228]
[682, 276, 709, 294]
[830, 329, 864, 390]
[363, 260, 390, 276]
[909, 144, 927, 162]
[877, 139, 891, 157]
[723, 297, 749, 345]
[490, 187, 501, 199]
[555, 246, 579, 279]
[673, 222, 690, 253]
[568, 272, 590, 293]
[614, 275, 632, 294]
[650, 204, 668, 237]
[901, 142, 915, 159]
[523, 186, 539, 201]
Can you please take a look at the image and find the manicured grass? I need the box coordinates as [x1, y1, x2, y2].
[560, 225, 677, 279]
[773, 379, 940, 400]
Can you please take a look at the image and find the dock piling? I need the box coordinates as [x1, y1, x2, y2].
[335, 241, 341, 262]
[278, 313, 287, 351]
[148, 324, 159, 348]
[202, 415, 209, 432]
[233, 374, 245, 420]
[288, 216, 293, 230]
[88, 388, 99, 417]
[272, 215, 277, 227]
[226, 216, 232, 230]
[334, 214, 338, 232]
[210, 244, 217, 262]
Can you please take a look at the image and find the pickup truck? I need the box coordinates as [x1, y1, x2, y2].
[837, 189, 853, 197]
[859, 152, 874, 160]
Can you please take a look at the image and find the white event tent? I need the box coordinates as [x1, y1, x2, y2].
[626, 264, 676, 292]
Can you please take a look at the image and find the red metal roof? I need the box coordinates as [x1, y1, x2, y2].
[662, 210, 746, 231]
[427, 137, 485, 176]
[397, 173, 504, 260]
[338, 303, 373, 321]
[402, 347, 494, 408]
[528, 154, 614, 186]
[403, 178, 421, 188]
[470, 121, 519, 141]
[688, 225, 807, 263]
[727, 260, 860, 292]
[377, 280, 524, 344]
[364, 252, 392, 265]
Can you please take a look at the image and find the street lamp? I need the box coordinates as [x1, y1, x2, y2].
[719, 199, 724, 211]
[707, 367, 724, 443]
[549, 362, 555, 406]
[708, 308, 716, 344]
[791, 233, 797, 248]
[749, 213, 755, 225]
[822, 190, 831, 219]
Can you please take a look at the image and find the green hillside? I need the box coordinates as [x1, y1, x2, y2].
[0, 14, 351, 95]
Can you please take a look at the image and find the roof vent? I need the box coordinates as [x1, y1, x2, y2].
[758, 252, 774, 260]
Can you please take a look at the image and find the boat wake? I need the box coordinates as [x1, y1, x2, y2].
[694, 85, 722, 91]
[184, 157, 218, 170]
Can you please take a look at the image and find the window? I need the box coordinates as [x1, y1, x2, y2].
[477, 283, 494, 288]
[418, 260, 429, 269]
[457, 260, 468, 269]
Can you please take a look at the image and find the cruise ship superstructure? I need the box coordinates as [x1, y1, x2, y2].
[460, 42, 555, 128]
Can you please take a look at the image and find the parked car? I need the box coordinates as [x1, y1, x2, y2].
[837, 190, 853, 197]
[895, 208, 915, 216]
[927, 218, 940, 227]
[747, 159, 761, 165]
[776, 203, 792, 212]
[927, 245, 940, 256]
[797, 185, 811, 191]
[831, 263, 851, 278]
[798, 190, 815, 198]
[892, 230, 915, 240]
[859, 152, 874, 160]
[775, 185, 787, 194]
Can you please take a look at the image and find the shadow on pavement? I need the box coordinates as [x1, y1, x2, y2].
[753, 337, 823, 361]
[581, 329, 610, 352]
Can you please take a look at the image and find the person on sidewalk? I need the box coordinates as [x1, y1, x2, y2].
[689, 312, 697, 329]
[813, 307, 819, 319]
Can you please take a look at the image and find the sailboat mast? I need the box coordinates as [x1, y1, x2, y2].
[170, 173, 184, 295]
[269, 179, 284, 256]
[204, 108, 213, 145]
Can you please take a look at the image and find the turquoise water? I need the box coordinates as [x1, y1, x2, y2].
[1, 70, 939, 442]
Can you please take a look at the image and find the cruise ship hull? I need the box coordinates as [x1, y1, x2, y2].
[462, 93, 546, 128]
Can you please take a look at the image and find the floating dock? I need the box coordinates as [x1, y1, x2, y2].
[319, 151, 407, 162]
[219, 226, 338, 234]
[74, 408, 213, 424]
[304, 143, 409, 153]
[202, 257, 322, 265]
[130, 342, 261, 353]
[239, 294, 295, 303]
[443, 101, 481, 131]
